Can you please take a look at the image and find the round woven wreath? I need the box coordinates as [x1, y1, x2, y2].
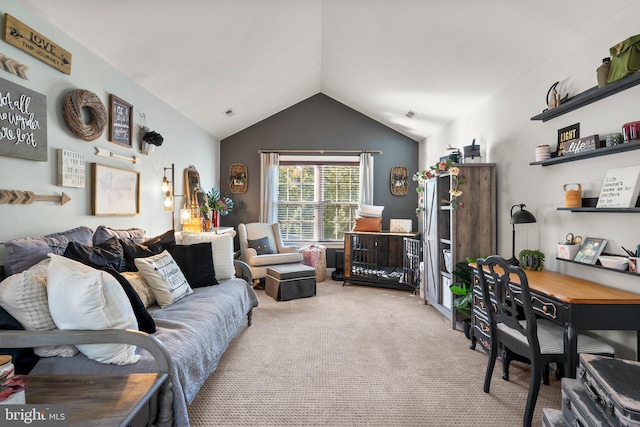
[62, 89, 107, 141]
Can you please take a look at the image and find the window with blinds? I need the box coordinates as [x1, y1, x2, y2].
[278, 158, 359, 242]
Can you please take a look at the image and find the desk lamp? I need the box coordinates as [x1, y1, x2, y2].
[509, 204, 537, 265]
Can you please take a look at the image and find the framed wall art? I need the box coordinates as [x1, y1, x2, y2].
[91, 163, 140, 216]
[57, 149, 85, 188]
[108, 94, 133, 147]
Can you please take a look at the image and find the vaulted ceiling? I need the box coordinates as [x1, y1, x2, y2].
[20, 0, 637, 141]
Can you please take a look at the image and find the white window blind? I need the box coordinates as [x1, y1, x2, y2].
[278, 157, 360, 242]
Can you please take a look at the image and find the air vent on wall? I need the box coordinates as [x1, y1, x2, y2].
[406, 110, 415, 118]
[224, 108, 234, 117]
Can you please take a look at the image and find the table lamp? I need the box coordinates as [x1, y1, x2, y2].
[509, 204, 537, 265]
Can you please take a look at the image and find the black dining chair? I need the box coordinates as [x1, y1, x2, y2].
[476, 255, 615, 427]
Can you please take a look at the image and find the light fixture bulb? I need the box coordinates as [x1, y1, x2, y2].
[161, 177, 169, 193]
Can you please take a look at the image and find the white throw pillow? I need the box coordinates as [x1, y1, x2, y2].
[180, 231, 236, 280]
[46, 254, 140, 365]
[0, 267, 77, 358]
[121, 272, 156, 308]
[358, 204, 384, 217]
[134, 251, 193, 308]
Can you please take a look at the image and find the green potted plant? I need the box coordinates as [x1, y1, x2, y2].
[450, 257, 476, 338]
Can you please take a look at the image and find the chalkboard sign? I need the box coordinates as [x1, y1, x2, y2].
[108, 94, 133, 147]
[0, 77, 47, 161]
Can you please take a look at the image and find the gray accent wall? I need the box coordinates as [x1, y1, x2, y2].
[220, 93, 419, 244]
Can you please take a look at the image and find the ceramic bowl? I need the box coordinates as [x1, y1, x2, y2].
[598, 255, 629, 270]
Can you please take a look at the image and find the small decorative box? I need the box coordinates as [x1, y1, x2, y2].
[558, 243, 580, 260]
[390, 219, 412, 233]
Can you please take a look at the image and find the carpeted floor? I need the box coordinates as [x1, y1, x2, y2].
[188, 277, 562, 426]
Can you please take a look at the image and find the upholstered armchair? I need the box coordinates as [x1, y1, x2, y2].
[238, 223, 303, 284]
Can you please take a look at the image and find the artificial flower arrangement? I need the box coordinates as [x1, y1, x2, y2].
[413, 159, 465, 213]
[206, 187, 234, 216]
[391, 172, 408, 187]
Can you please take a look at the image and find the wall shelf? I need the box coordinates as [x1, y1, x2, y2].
[531, 72, 640, 122]
[530, 140, 640, 166]
[557, 197, 640, 213]
[556, 256, 639, 277]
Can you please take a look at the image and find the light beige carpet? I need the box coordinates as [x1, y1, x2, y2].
[188, 278, 561, 426]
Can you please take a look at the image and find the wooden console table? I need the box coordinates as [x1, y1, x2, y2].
[471, 267, 640, 378]
[27, 373, 166, 427]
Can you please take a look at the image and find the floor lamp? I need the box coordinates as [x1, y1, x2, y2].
[509, 204, 537, 265]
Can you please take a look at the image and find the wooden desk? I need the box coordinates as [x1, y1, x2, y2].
[471, 267, 640, 377]
[27, 373, 167, 427]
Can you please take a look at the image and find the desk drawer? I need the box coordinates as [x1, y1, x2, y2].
[509, 284, 565, 324]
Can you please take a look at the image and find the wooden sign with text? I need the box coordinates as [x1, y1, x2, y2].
[0, 77, 47, 161]
[563, 134, 599, 156]
[556, 123, 580, 156]
[2, 14, 72, 75]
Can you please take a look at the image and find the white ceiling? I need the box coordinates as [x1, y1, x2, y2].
[19, 0, 637, 142]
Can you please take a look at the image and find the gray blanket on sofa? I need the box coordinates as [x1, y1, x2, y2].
[31, 278, 259, 427]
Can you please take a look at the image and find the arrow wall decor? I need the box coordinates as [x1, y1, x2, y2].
[95, 147, 139, 164]
[0, 52, 29, 79]
[0, 190, 71, 206]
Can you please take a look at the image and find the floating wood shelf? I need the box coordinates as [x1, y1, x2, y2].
[556, 197, 640, 213]
[531, 72, 640, 122]
[556, 256, 639, 277]
[530, 140, 640, 166]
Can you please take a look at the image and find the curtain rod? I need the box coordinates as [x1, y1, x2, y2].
[258, 149, 382, 154]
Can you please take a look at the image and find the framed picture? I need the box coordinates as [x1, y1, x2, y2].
[573, 237, 608, 265]
[57, 149, 85, 188]
[108, 94, 133, 147]
[91, 163, 140, 216]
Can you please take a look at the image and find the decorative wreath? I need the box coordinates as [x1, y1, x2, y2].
[62, 89, 107, 141]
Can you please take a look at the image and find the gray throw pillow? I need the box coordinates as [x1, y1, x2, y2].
[248, 236, 274, 255]
[4, 226, 94, 276]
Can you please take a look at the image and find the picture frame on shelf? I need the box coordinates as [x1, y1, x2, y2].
[91, 163, 140, 216]
[573, 237, 608, 265]
[108, 94, 133, 148]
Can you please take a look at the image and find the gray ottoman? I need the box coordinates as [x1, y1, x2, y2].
[266, 264, 316, 301]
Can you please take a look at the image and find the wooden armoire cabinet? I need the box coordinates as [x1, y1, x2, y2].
[422, 163, 496, 328]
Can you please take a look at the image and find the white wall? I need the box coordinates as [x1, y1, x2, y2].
[420, 2, 640, 358]
[0, 1, 219, 264]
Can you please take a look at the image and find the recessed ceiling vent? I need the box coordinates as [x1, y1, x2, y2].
[406, 110, 415, 118]
[224, 108, 234, 117]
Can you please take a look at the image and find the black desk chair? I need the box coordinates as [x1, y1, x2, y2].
[476, 255, 615, 427]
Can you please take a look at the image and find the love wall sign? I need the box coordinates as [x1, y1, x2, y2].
[3, 14, 72, 75]
[0, 77, 47, 161]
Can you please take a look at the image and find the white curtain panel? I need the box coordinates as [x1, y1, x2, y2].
[359, 152, 374, 205]
[259, 152, 279, 223]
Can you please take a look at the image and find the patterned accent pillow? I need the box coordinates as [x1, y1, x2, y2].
[134, 251, 193, 308]
[121, 272, 156, 308]
[0, 267, 77, 358]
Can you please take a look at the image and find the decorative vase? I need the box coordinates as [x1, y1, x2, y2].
[212, 210, 220, 229]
